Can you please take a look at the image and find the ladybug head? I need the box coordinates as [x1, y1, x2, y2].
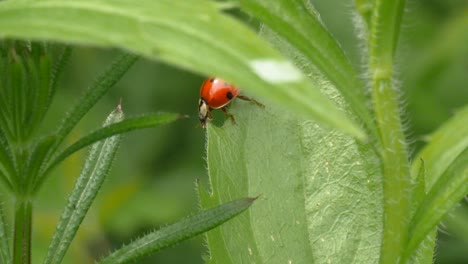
[198, 98, 211, 128]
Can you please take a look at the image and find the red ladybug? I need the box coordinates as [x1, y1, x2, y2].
[198, 77, 263, 128]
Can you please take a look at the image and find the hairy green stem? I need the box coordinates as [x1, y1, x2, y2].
[372, 78, 410, 264]
[13, 199, 32, 264]
[369, 0, 409, 263]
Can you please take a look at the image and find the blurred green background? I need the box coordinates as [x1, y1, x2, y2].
[16, 0, 467, 263]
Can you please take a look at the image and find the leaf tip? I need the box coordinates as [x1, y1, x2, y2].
[249, 194, 262, 203]
[419, 157, 425, 165]
[115, 97, 123, 113]
[351, 126, 368, 142]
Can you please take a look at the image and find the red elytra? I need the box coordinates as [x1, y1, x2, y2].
[200, 77, 240, 109]
[198, 77, 263, 128]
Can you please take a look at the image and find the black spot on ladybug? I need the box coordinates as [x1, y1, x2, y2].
[210, 78, 215, 83]
[226, 91, 233, 100]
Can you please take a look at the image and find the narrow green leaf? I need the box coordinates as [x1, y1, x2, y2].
[47, 46, 72, 111]
[406, 159, 436, 263]
[24, 135, 57, 194]
[23, 55, 41, 138]
[236, 0, 376, 137]
[354, 0, 374, 28]
[0, 81, 14, 141]
[0, 128, 15, 191]
[0, 200, 11, 264]
[98, 197, 256, 264]
[404, 148, 468, 262]
[28, 54, 52, 134]
[411, 158, 426, 213]
[368, 1, 409, 263]
[406, 103, 468, 264]
[0, 0, 366, 140]
[407, 230, 437, 264]
[197, 181, 239, 263]
[0, 171, 13, 193]
[411, 105, 468, 189]
[9, 58, 25, 142]
[55, 52, 137, 146]
[44, 105, 124, 264]
[35, 113, 181, 193]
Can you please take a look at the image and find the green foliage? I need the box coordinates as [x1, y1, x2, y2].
[99, 197, 256, 264]
[368, 1, 410, 263]
[0, 0, 365, 140]
[406, 148, 468, 262]
[200, 102, 382, 263]
[0, 0, 465, 263]
[0, 41, 200, 263]
[199, 1, 467, 264]
[235, 0, 376, 137]
[37, 113, 183, 194]
[44, 105, 125, 264]
[0, 203, 9, 264]
[411, 106, 468, 189]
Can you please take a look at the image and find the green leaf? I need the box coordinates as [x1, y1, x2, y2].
[406, 105, 468, 264]
[28, 53, 53, 135]
[47, 46, 72, 114]
[411, 158, 426, 213]
[236, 0, 376, 137]
[0, 128, 14, 191]
[54, 52, 137, 147]
[354, 0, 374, 28]
[406, 159, 435, 264]
[199, 18, 382, 264]
[24, 135, 57, 193]
[35, 113, 182, 193]
[200, 102, 382, 264]
[98, 197, 256, 264]
[404, 147, 468, 262]
[0, 202, 10, 264]
[411, 105, 468, 190]
[407, 230, 437, 264]
[43, 105, 124, 264]
[0, 0, 366, 140]
[0, 170, 12, 193]
[9, 58, 26, 142]
[0, 53, 14, 141]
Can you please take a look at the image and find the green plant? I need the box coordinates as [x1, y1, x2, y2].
[0, 42, 255, 264]
[0, 0, 466, 263]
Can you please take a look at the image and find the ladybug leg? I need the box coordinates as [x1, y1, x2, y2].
[207, 109, 214, 121]
[221, 107, 236, 124]
[237, 95, 265, 108]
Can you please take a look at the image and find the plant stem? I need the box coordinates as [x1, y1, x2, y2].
[371, 78, 410, 264]
[13, 199, 32, 264]
[368, 0, 409, 263]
